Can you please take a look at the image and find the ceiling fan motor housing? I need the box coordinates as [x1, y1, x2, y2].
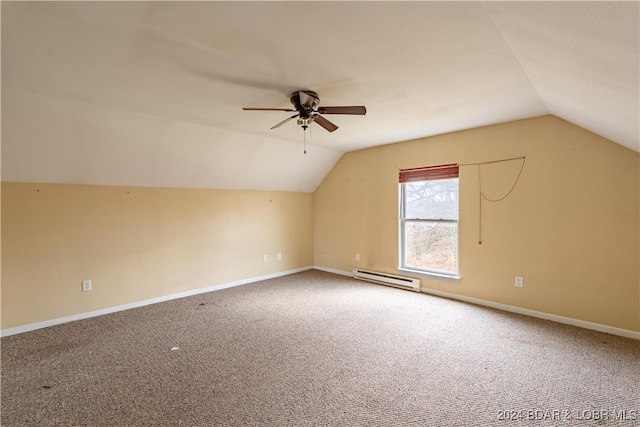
[291, 91, 320, 118]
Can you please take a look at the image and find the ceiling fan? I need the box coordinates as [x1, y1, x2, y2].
[242, 90, 366, 133]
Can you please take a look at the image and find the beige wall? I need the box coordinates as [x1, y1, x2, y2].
[1, 184, 313, 329]
[314, 116, 640, 332]
[2, 115, 639, 334]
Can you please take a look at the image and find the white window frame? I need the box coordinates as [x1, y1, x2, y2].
[399, 176, 460, 281]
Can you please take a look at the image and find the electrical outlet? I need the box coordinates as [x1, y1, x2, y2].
[515, 276, 524, 288]
[263, 254, 268, 263]
[82, 280, 92, 292]
[355, 253, 360, 261]
[277, 252, 282, 261]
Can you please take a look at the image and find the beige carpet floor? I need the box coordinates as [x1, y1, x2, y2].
[2, 270, 639, 426]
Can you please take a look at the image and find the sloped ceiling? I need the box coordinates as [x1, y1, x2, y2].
[2, 1, 638, 192]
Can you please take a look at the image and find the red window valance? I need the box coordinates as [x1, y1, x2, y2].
[399, 163, 459, 183]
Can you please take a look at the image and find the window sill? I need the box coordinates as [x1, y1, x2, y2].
[398, 268, 461, 284]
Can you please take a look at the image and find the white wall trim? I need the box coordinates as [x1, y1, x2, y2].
[418, 287, 640, 340]
[313, 265, 352, 277]
[1, 266, 314, 337]
[4, 265, 637, 340]
[313, 266, 640, 340]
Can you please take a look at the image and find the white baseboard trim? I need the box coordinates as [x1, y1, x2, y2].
[1, 266, 314, 337]
[313, 266, 640, 340]
[418, 287, 640, 340]
[313, 265, 352, 277]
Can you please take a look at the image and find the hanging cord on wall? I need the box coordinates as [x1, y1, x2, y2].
[480, 157, 526, 202]
[460, 156, 526, 244]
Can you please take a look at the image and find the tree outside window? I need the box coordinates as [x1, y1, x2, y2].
[401, 176, 459, 276]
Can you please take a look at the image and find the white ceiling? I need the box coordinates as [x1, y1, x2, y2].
[2, 1, 638, 192]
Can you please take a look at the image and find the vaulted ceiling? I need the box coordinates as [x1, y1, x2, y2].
[2, 1, 638, 192]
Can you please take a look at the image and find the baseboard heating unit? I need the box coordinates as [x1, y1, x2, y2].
[352, 268, 420, 292]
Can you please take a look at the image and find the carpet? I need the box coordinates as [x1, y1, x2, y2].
[2, 270, 639, 426]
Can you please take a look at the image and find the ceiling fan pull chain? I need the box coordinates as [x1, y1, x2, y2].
[304, 127, 307, 154]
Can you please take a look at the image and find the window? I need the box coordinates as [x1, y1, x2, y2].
[400, 164, 459, 277]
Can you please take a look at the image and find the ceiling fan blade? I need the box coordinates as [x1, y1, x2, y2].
[317, 106, 367, 115]
[243, 107, 296, 112]
[270, 114, 299, 130]
[313, 114, 338, 132]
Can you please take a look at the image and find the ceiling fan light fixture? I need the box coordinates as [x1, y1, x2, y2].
[297, 117, 313, 127]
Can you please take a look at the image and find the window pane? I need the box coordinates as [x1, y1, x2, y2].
[404, 220, 458, 274]
[404, 178, 458, 220]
